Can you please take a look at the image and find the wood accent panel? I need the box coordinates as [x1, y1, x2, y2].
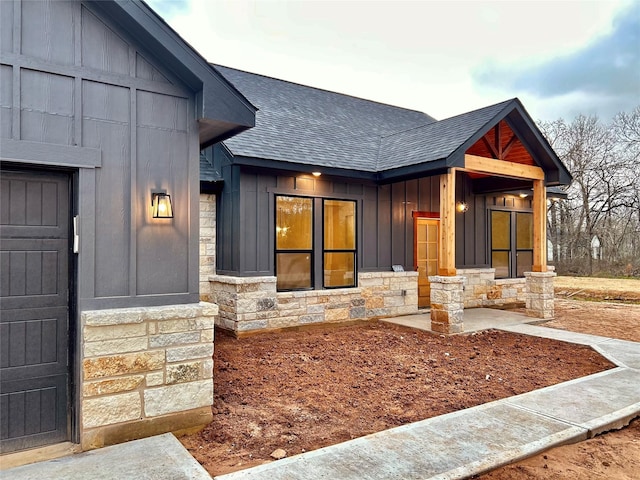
[463, 154, 544, 180]
[532, 179, 547, 272]
[412, 211, 440, 218]
[466, 120, 535, 166]
[438, 170, 456, 276]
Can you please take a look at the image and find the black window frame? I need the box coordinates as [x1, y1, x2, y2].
[274, 194, 315, 291]
[489, 209, 533, 279]
[322, 198, 357, 289]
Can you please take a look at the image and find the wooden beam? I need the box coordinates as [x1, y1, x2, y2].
[481, 135, 499, 159]
[496, 123, 502, 159]
[532, 178, 547, 272]
[463, 154, 544, 180]
[502, 134, 518, 159]
[438, 169, 457, 276]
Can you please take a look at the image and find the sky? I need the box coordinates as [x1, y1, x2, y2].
[146, 0, 640, 123]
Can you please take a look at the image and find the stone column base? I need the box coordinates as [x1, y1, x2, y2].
[525, 271, 556, 319]
[428, 275, 465, 334]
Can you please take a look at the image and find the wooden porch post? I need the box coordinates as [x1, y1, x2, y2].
[532, 178, 547, 272]
[438, 169, 456, 276]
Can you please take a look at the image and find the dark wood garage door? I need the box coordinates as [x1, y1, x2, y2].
[1, 169, 71, 453]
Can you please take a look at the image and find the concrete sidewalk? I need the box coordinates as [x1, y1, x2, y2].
[0, 433, 211, 480]
[3, 320, 639, 480]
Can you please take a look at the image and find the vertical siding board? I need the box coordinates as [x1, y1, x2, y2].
[377, 184, 391, 268]
[129, 87, 138, 297]
[391, 182, 405, 267]
[405, 179, 418, 268]
[188, 98, 200, 296]
[475, 195, 486, 265]
[230, 166, 241, 273]
[83, 81, 130, 297]
[362, 186, 378, 269]
[257, 174, 276, 273]
[241, 172, 257, 273]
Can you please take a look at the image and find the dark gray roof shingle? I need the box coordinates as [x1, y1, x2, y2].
[377, 99, 514, 171]
[214, 65, 436, 172]
[212, 66, 560, 182]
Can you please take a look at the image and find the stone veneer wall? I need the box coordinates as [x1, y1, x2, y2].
[211, 271, 418, 334]
[457, 268, 527, 308]
[80, 302, 217, 450]
[199, 194, 216, 302]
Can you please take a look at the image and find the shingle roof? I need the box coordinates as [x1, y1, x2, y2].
[212, 66, 569, 186]
[214, 65, 436, 172]
[378, 99, 514, 171]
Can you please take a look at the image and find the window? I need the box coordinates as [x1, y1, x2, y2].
[491, 210, 533, 278]
[323, 199, 356, 288]
[275, 196, 313, 290]
[275, 195, 357, 291]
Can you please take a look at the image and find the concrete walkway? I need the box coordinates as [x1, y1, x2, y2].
[3, 311, 639, 480]
[0, 433, 211, 480]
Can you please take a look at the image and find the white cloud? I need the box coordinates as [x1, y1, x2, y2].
[147, 0, 634, 121]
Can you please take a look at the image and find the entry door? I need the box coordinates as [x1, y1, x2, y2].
[414, 218, 439, 308]
[1, 169, 71, 453]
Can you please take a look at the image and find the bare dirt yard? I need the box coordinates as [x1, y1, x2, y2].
[179, 275, 640, 478]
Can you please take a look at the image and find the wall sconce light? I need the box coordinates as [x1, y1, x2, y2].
[456, 202, 469, 213]
[312, 171, 322, 177]
[151, 192, 173, 218]
[519, 193, 528, 198]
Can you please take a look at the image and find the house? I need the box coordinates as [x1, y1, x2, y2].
[0, 0, 254, 455]
[199, 66, 571, 335]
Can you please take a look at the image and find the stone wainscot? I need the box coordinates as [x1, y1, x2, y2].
[80, 302, 217, 449]
[211, 271, 418, 334]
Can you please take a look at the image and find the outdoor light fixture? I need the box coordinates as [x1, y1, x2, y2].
[151, 192, 173, 218]
[456, 202, 469, 213]
[312, 171, 322, 177]
[519, 193, 529, 198]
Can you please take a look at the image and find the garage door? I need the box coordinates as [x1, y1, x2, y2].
[1, 169, 71, 453]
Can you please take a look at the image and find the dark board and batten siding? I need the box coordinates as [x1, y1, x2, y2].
[214, 162, 441, 276]
[1, 0, 200, 309]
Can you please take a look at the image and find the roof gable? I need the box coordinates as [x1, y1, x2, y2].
[87, 1, 255, 145]
[378, 100, 513, 171]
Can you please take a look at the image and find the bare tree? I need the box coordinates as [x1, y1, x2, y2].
[539, 107, 640, 276]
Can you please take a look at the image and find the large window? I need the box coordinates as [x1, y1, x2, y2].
[491, 210, 533, 278]
[323, 199, 356, 288]
[275, 195, 357, 291]
[275, 196, 313, 290]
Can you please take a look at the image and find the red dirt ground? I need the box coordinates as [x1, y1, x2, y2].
[179, 315, 616, 477]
